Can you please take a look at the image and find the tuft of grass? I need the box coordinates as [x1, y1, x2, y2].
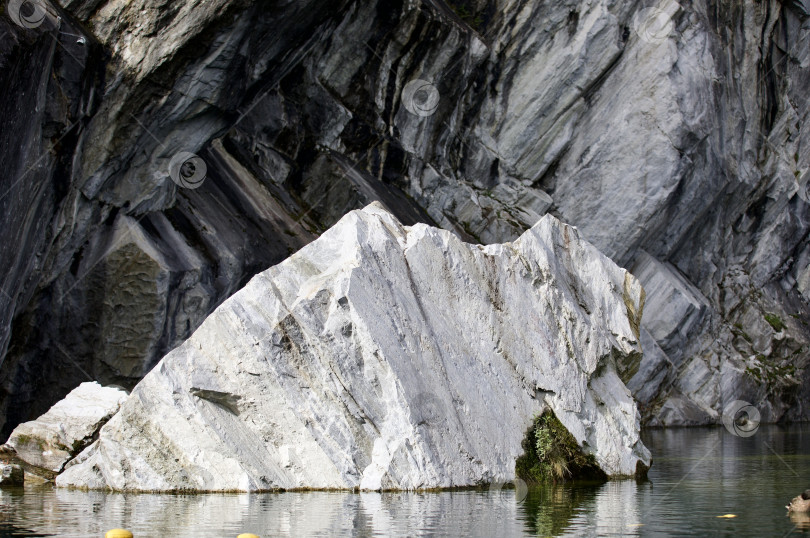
[515, 409, 605, 484]
[764, 313, 786, 332]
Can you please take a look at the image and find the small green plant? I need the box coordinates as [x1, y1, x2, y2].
[732, 323, 752, 343]
[746, 353, 798, 389]
[790, 313, 808, 326]
[745, 365, 764, 382]
[447, 1, 484, 30]
[515, 410, 605, 484]
[764, 313, 786, 332]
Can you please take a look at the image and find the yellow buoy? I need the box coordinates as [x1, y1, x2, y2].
[237, 535, 260, 538]
[716, 514, 737, 518]
[105, 530, 133, 538]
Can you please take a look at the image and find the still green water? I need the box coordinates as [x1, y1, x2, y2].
[0, 424, 807, 536]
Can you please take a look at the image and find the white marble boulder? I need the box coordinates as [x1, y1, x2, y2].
[6, 382, 128, 473]
[57, 203, 650, 492]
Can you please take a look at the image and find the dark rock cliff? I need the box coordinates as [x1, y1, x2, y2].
[0, 0, 808, 436]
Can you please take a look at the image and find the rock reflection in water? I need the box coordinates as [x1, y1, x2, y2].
[0, 486, 531, 537]
[521, 480, 646, 537]
[791, 512, 810, 531]
[522, 483, 590, 536]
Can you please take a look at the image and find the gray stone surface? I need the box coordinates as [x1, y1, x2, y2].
[0, 0, 808, 431]
[631, 252, 711, 356]
[56, 204, 650, 491]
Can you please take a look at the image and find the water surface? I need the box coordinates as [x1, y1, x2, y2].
[1, 424, 807, 536]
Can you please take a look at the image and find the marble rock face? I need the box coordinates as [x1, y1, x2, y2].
[6, 382, 128, 473]
[2, 0, 810, 435]
[57, 204, 649, 492]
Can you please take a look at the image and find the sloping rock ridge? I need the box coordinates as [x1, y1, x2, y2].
[56, 204, 650, 492]
[1, 0, 809, 432]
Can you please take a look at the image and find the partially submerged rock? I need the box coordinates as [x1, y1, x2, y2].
[6, 382, 128, 473]
[788, 490, 810, 512]
[0, 464, 24, 487]
[57, 204, 650, 492]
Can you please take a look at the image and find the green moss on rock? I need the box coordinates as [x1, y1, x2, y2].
[515, 410, 606, 484]
[764, 313, 786, 332]
[13, 434, 45, 452]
